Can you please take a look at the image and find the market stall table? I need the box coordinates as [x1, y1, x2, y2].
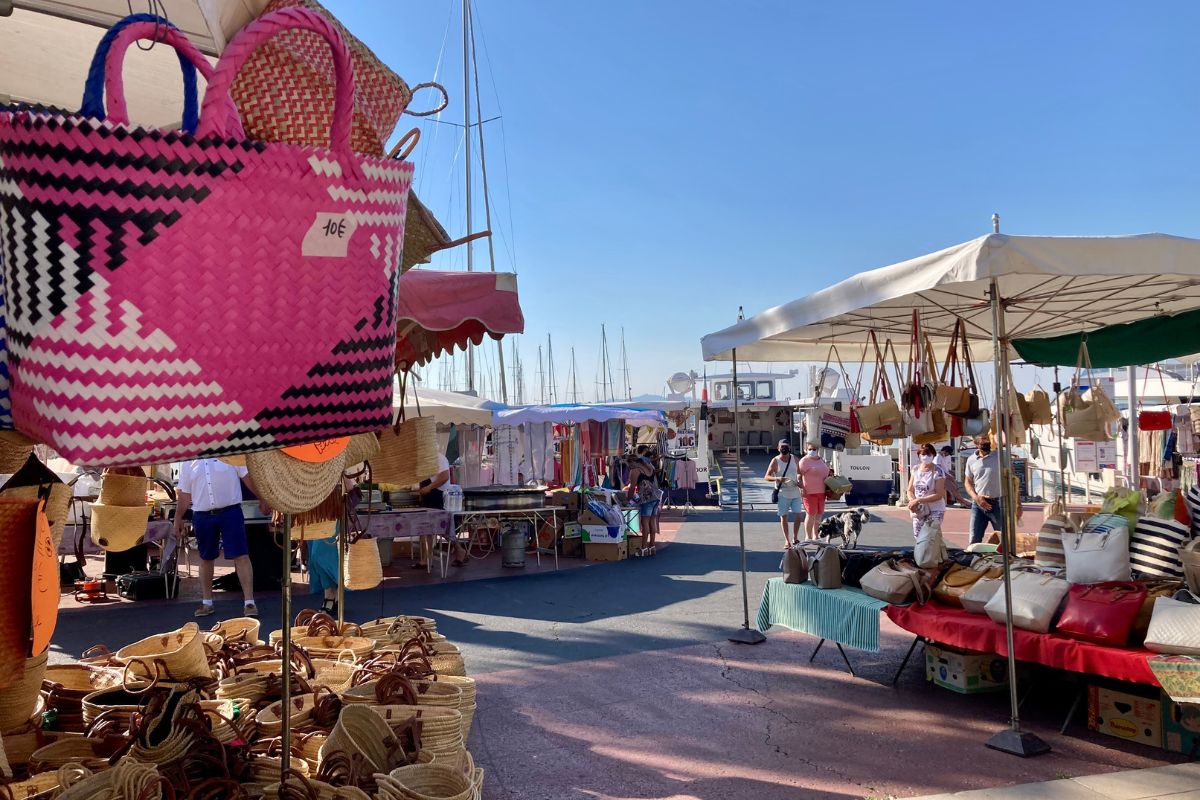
[360, 509, 453, 577]
[452, 507, 560, 570]
[756, 578, 888, 676]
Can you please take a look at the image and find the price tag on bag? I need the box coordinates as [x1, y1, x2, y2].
[302, 212, 358, 257]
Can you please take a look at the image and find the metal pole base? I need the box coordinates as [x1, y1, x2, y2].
[986, 728, 1051, 758]
[728, 627, 766, 645]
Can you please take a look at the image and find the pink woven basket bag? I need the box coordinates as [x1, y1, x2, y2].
[0, 8, 413, 466]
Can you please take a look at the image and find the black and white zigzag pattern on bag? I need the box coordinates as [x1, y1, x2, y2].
[1130, 516, 1190, 579]
[1186, 485, 1200, 540]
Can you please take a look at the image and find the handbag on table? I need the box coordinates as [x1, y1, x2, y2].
[1054, 581, 1148, 647]
[961, 575, 1004, 614]
[1062, 526, 1132, 584]
[1130, 580, 1183, 646]
[807, 544, 844, 589]
[860, 558, 930, 605]
[1145, 596, 1200, 656]
[0, 8, 414, 466]
[1130, 516, 1190, 579]
[781, 545, 810, 584]
[914, 518, 947, 569]
[984, 569, 1070, 633]
[934, 558, 1003, 607]
[1034, 503, 1073, 568]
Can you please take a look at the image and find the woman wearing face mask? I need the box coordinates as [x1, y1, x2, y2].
[765, 439, 802, 547]
[798, 444, 831, 541]
[907, 443, 947, 539]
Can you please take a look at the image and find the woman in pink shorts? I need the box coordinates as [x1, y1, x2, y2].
[798, 445, 831, 540]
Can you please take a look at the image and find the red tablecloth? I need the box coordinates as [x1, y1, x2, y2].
[885, 603, 1158, 686]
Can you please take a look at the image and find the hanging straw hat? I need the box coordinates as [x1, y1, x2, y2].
[0, 455, 73, 551]
[343, 432, 380, 468]
[246, 449, 348, 515]
[89, 503, 152, 552]
[0, 432, 34, 475]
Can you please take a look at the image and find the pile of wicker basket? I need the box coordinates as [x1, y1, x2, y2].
[0, 610, 482, 800]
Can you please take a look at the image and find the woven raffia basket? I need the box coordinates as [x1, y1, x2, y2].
[97, 474, 149, 506]
[371, 416, 438, 487]
[377, 764, 474, 800]
[115, 622, 209, 682]
[89, 503, 151, 552]
[343, 432, 381, 467]
[256, 693, 320, 736]
[246, 449, 348, 516]
[80, 685, 146, 728]
[0, 651, 47, 733]
[269, 621, 362, 646]
[0, 770, 59, 799]
[340, 678, 461, 710]
[369, 705, 463, 765]
[344, 537, 383, 590]
[0, 433, 34, 474]
[292, 635, 375, 660]
[320, 704, 403, 774]
[211, 617, 262, 647]
[29, 735, 118, 772]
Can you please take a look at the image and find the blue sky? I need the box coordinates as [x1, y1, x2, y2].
[329, 1, 1200, 402]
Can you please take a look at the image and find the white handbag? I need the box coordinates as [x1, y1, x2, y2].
[914, 519, 947, 569]
[1144, 596, 1200, 656]
[985, 570, 1069, 633]
[962, 409, 991, 437]
[961, 576, 1003, 614]
[1061, 527, 1132, 584]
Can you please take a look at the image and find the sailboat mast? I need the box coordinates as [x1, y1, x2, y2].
[569, 347, 580, 404]
[600, 325, 616, 402]
[620, 327, 631, 400]
[462, 0, 477, 395]
[547, 334, 557, 404]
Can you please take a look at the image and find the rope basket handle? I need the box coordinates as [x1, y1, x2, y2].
[404, 82, 450, 117]
[388, 127, 420, 161]
[198, 7, 354, 153]
[79, 14, 198, 130]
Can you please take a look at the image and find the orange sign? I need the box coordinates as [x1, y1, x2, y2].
[282, 437, 350, 463]
[31, 503, 57, 656]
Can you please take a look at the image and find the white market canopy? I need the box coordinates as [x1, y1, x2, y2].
[394, 388, 503, 429]
[701, 233, 1200, 363]
[494, 404, 666, 428]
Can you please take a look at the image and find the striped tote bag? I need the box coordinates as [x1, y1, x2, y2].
[1131, 516, 1190, 579]
[1186, 486, 1200, 540]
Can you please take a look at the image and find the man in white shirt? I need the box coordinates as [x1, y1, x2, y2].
[174, 458, 264, 618]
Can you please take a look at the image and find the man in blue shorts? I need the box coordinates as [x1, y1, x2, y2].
[174, 458, 264, 618]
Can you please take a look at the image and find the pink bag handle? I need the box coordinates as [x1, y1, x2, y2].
[197, 7, 353, 155]
[101, 21, 244, 138]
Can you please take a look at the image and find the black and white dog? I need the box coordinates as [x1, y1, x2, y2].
[817, 508, 871, 548]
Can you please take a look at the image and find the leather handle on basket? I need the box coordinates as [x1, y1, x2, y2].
[198, 8, 354, 152]
[388, 128, 420, 161]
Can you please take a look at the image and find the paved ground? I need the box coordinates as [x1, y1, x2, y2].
[913, 763, 1200, 799]
[52, 493, 1192, 799]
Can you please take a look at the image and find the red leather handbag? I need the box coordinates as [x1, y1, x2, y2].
[1138, 410, 1172, 431]
[1055, 581, 1148, 647]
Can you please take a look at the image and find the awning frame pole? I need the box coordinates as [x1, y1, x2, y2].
[729, 349, 765, 645]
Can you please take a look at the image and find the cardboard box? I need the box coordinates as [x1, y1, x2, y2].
[1087, 685, 1163, 748]
[576, 509, 610, 527]
[627, 534, 644, 552]
[584, 540, 627, 561]
[547, 492, 582, 510]
[581, 524, 622, 544]
[1163, 699, 1200, 757]
[561, 536, 583, 558]
[925, 644, 1008, 694]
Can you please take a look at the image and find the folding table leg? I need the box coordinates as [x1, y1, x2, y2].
[835, 643, 857, 677]
[1060, 685, 1086, 735]
[809, 639, 826, 663]
[891, 636, 924, 686]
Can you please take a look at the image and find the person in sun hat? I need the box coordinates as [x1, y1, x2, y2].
[174, 458, 268, 618]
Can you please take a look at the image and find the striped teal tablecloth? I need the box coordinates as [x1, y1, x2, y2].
[756, 578, 889, 652]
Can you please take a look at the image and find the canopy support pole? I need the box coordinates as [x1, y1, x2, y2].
[728, 350, 764, 645]
[280, 513, 293, 775]
[986, 280, 1050, 758]
[1054, 367, 1067, 503]
[1127, 366, 1139, 488]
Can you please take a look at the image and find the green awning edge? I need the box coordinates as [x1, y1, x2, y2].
[1013, 308, 1200, 368]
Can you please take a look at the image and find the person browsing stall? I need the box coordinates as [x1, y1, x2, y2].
[908, 443, 947, 538]
[174, 458, 265, 618]
[798, 445, 831, 541]
[413, 453, 468, 569]
[765, 440, 803, 547]
[964, 435, 1004, 545]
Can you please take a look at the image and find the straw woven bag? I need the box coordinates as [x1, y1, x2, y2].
[98, 474, 149, 506]
[377, 764, 473, 800]
[293, 518, 338, 541]
[211, 617, 262, 647]
[30, 736, 120, 772]
[292, 635, 376, 660]
[0, 770, 59, 799]
[0, 651, 47, 732]
[345, 536, 383, 590]
[320, 704, 406, 773]
[115, 622, 210, 683]
[343, 432, 381, 467]
[247, 449, 349, 515]
[0, 456, 72, 550]
[88, 503, 151, 552]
